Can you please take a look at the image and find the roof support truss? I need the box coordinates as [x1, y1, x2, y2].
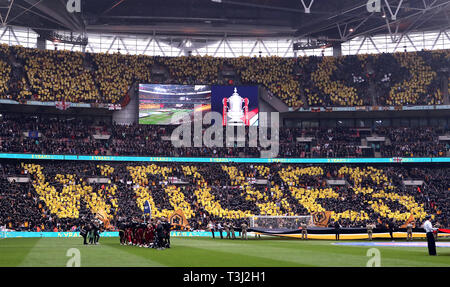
[383, 0, 404, 20]
[300, 0, 314, 14]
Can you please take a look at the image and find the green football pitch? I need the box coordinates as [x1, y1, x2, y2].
[139, 109, 191, 125]
[0, 237, 449, 267]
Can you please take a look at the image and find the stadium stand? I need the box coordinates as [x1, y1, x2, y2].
[2, 0, 450, 272]
[0, 113, 448, 157]
[301, 55, 367, 107]
[92, 53, 154, 103]
[0, 161, 447, 232]
[229, 56, 303, 108]
[0, 45, 449, 107]
[14, 46, 100, 103]
[0, 45, 12, 99]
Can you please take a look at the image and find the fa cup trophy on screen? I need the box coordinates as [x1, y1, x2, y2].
[222, 87, 249, 126]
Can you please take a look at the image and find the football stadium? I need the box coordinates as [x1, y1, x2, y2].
[0, 0, 449, 272]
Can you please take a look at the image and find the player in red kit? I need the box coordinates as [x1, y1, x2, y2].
[137, 224, 145, 246]
[126, 224, 134, 245]
[133, 222, 144, 246]
[144, 223, 155, 247]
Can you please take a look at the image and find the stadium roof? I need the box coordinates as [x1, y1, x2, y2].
[1, 0, 450, 42]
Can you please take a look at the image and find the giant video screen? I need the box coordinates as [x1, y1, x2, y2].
[139, 84, 258, 126]
[139, 84, 211, 125]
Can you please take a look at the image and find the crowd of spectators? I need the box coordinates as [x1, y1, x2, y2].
[0, 161, 447, 232]
[0, 45, 11, 97]
[386, 52, 441, 106]
[278, 127, 370, 158]
[92, 53, 154, 103]
[372, 51, 446, 106]
[301, 55, 368, 107]
[230, 56, 303, 108]
[14, 46, 100, 103]
[0, 113, 448, 158]
[161, 56, 222, 85]
[0, 44, 448, 107]
[375, 127, 449, 157]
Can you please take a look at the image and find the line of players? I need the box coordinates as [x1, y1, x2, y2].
[118, 218, 171, 250]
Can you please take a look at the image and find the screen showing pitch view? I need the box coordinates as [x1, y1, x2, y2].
[139, 84, 211, 125]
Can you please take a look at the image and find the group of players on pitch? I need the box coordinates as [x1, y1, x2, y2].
[118, 218, 172, 250]
[79, 218, 103, 245]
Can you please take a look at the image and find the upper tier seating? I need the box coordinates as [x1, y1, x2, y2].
[0, 44, 448, 107]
